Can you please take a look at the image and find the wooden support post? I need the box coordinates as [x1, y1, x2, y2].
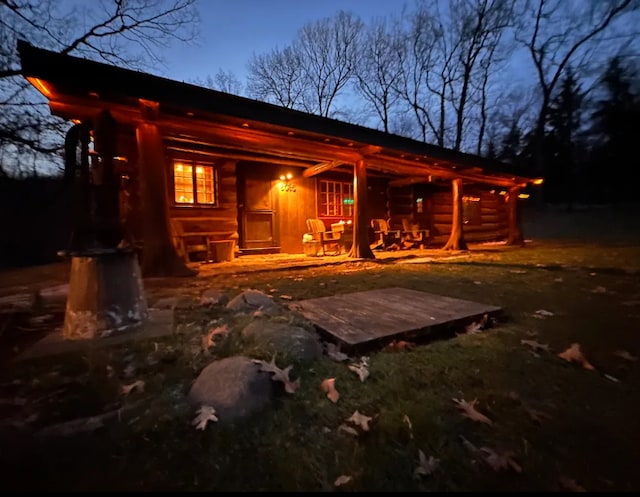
[442, 178, 468, 251]
[348, 159, 375, 259]
[136, 121, 195, 277]
[507, 186, 524, 246]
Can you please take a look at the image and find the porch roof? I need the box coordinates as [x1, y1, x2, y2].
[18, 40, 540, 188]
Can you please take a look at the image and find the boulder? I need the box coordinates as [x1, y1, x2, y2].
[188, 356, 273, 423]
[241, 319, 323, 362]
[200, 289, 229, 306]
[226, 289, 279, 313]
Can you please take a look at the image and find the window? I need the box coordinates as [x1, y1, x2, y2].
[319, 179, 353, 217]
[462, 195, 481, 225]
[173, 161, 216, 205]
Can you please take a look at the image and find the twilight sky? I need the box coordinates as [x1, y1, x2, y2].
[161, 0, 416, 85]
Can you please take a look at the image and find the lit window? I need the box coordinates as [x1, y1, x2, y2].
[173, 161, 216, 205]
[319, 180, 353, 217]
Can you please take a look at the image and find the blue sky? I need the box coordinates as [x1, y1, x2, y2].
[162, 0, 411, 84]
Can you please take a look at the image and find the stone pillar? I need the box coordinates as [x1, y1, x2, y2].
[62, 248, 148, 340]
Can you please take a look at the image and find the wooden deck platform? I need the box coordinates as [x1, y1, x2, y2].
[293, 287, 502, 347]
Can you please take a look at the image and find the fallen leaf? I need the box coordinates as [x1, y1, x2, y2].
[479, 447, 522, 473]
[414, 449, 439, 479]
[614, 349, 638, 362]
[403, 414, 414, 439]
[522, 403, 552, 424]
[559, 476, 586, 492]
[334, 475, 352, 487]
[202, 324, 229, 349]
[558, 343, 595, 370]
[521, 339, 551, 353]
[338, 423, 359, 436]
[192, 405, 218, 430]
[591, 286, 607, 294]
[348, 357, 370, 382]
[465, 314, 489, 334]
[534, 309, 554, 317]
[347, 410, 372, 431]
[525, 330, 538, 337]
[325, 342, 349, 362]
[121, 380, 145, 396]
[253, 355, 300, 393]
[452, 398, 492, 425]
[509, 269, 527, 274]
[554, 277, 564, 283]
[279, 295, 293, 300]
[621, 300, 640, 306]
[321, 378, 339, 403]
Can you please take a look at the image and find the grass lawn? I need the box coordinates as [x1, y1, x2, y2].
[1, 205, 639, 491]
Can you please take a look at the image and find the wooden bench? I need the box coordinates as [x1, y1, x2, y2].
[169, 217, 236, 263]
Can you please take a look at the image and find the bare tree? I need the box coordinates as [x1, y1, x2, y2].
[246, 46, 308, 108]
[0, 0, 199, 176]
[516, 0, 638, 176]
[448, 0, 515, 152]
[395, 4, 454, 146]
[294, 10, 364, 117]
[353, 17, 403, 133]
[192, 69, 244, 95]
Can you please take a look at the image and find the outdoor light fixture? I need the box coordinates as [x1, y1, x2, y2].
[278, 172, 296, 192]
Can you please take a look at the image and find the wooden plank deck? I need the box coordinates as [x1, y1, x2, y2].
[293, 287, 502, 347]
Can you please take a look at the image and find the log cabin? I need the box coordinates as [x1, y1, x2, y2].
[18, 40, 542, 275]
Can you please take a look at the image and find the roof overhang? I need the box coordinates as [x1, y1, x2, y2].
[18, 40, 542, 189]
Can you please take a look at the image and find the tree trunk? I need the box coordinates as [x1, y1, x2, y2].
[348, 159, 375, 259]
[442, 178, 468, 251]
[506, 186, 524, 246]
[136, 122, 195, 277]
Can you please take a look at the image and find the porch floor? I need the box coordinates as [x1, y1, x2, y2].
[292, 287, 502, 348]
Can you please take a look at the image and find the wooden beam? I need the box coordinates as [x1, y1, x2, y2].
[49, 95, 533, 188]
[348, 159, 375, 260]
[302, 160, 343, 178]
[165, 145, 314, 168]
[388, 176, 428, 187]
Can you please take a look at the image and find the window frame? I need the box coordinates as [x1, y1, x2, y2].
[318, 179, 353, 219]
[172, 159, 218, 207]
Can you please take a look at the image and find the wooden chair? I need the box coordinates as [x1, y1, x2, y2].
[400, 218, 429, 249]
[370, 218, 401, 250]
[305, 218, 342, 256]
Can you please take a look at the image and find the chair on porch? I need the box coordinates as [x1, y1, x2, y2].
[304, 218, 342, 256]
[400, 218, 429, 249]
[370, 218, 402, 250]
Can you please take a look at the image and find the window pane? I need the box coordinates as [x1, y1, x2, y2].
[174, 163, 194, 203]
[195, 165, 215, 204]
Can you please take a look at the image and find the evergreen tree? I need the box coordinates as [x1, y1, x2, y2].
[590, 57, 639, 203]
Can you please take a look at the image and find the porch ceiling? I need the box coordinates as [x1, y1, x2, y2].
[18, 40, 540, 189]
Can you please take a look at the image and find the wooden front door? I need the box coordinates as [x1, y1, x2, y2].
[238, 172, 279, 252]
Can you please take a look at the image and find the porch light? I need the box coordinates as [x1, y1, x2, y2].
[27, 77, 52, 97]
[286, 172, 293, 180]
[532, 178, 544, 185]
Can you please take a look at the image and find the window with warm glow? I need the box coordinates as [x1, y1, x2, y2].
[462, 195, 481, 225]
[319, 180, 353, 217]
[173, 161, 216, 205]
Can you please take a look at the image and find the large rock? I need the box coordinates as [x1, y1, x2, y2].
[200, 289, 229, 306]
[188, 356, 273, 423]
[226, 289, 279, 313]
[241, 319, 323, 362]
